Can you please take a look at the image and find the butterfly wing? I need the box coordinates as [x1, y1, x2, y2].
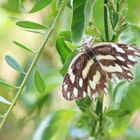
[92, 43, 140, 81]
[62, 43, 140, 101]
[62, 52, 107, 100]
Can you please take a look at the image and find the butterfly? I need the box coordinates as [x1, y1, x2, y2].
[62, 42, 140, 101]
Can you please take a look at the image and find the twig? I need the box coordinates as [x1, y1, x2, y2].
[0, 0, 68, 130]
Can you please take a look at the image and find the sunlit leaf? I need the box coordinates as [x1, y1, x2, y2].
[59, 31, 72, 42]
[5, 55, 25, 74]
[13, 41, 33, 53]
[29, 0, 53, 13]
[33, 110, 75, 140]
[64, 41, 77, 50]
[34, 70, 46, 93]
[0, 96, 12, 106]
[16, 21, 48, 30]
[93, 0, 104, 34]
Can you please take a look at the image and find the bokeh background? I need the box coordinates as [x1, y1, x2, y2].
[0, 0, 140, 140]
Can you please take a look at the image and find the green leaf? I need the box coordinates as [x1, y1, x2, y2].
[56, 38, 71, 64]
[59, 31, 72, 42]
[5, 55, 25, 74]
[34, 70, 46, 93]
[71, 0, 87, 44]
[45, 69, 62, 93]
[33, 110, 75, 140]
[119, 24, 140, 46]
[56, 0, 72, 9]
[16, 21, 48, 30]
[56, 0, 62, 9]
[85, 0, 95, 26]
[0, 80, 16, 89]
[93, 0, 104, 35]
[2, 0, 20, 13]
[13, 41, 33, 53]
[108, 114, 131, 137]
[60, 49, 78, 76]
[64, 41, 78, 50]
[76, 96, 93, 112]
[29, 0, 53, 13]
[113, 80, 128, 107]
[120, 61, 140, 113]
[22, 29, 45, 36]
[0, 96, 12, 106]
[56, 31, 72, 64]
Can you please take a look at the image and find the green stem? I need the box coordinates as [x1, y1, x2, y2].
[95, 95, 104, 137]
[104, 0, 110, 41]
[0, 0, 68, 131]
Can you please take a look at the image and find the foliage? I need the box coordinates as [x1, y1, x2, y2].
[0, 0, 140, 140]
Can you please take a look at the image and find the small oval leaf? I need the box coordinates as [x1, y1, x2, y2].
[13, 41, 33, 53]
[29, 0, 53, 13]
[0, 96, 12, 105]
[5, 55, 25, 74]
[0, 80, 17, 89]
[16, 21, 48, 30]
[34, 70, 46, 93]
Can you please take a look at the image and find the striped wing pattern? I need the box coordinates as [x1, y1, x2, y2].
[62, 43, 140, 101]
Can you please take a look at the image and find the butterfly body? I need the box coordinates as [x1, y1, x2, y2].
[62, 43, 140, 101]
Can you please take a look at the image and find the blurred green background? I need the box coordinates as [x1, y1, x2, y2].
[0, 0, 140, 140]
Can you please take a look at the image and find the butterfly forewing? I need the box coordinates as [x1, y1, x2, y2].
[62, 43, 140, 101]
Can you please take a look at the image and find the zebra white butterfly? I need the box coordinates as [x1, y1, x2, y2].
[62, 42, 140, 101]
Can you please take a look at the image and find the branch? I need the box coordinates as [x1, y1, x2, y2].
[0, 0, 68, 130]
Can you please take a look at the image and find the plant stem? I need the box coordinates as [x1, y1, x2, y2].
[95, 95, 104, 137]
[0, 0, 68, 131]
[104, 0, 110, 41]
